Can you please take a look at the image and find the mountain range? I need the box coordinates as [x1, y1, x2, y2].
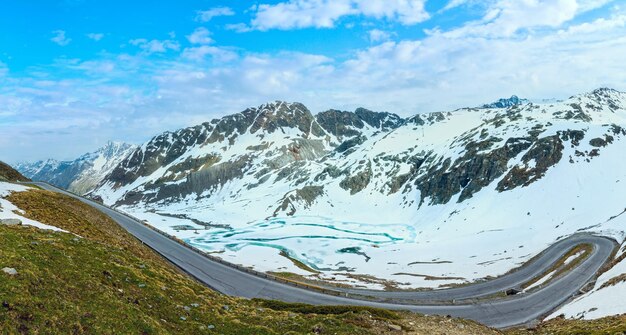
[15, 88, 626, 313]
[17, 141, 135, 196]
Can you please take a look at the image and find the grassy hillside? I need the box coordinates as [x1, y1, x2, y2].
[0, 162, 28, 182]
[510, 315, 626, 335]
[0, 187, 500, 334]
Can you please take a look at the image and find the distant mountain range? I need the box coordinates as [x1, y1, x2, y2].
[0, 161, 28, 182]
[16, 141, 135, 195]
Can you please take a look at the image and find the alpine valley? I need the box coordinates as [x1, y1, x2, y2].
[18, 88, 626, 320]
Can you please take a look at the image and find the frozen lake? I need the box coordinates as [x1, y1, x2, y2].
[184, 216, 417, 272]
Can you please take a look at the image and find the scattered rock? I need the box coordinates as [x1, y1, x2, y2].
[388, 324, 402, 331]
[221, 305, 230, 311]
[0, 219, 22, 226]
[312, 324, 324, 334]
[207, 324, 215, 330]
[2, 267, 17, 276]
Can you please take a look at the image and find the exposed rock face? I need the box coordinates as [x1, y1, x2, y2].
[274, 186, 325, 216]
[315, 108, 403, 139]
[340, 163, 372, 195]
[497, 135, 564, 191]
[414, 135, 535, 205]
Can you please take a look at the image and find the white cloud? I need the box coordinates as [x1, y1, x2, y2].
[86, 33, 104, 41]
[129, 38, 180, 54]
[577, 0, 616, 12]
[51, 30, 71, 46]
[250, 0, 429, 30]
[441, 0, 470, 12]
[225, 23, 252, 32]
[356, 0, 430, 25]
[186, 27, 213, 44]
[2, 1, 625, 163]
[443, 0, 580, 38]
[196, 7, 235, 22]
[368, 29, 391, 43]
[182, 46, 238, 62]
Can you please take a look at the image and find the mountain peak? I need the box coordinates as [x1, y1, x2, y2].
[248, 101, 317, 135]
[590, 87, 621, 95]
[569, 87, 625, 112]
[584, 87, 624, 101]
[481, 95, 529, 109]
[98, 141, 134, 155]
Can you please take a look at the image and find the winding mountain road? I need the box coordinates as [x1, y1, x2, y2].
[28, 182, 616, 329]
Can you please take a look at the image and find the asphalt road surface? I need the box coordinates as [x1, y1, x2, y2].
[28, 181, 616, 329]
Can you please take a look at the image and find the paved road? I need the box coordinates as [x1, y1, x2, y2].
[331, 234, 609, 302]
[28, 182, 616, 329]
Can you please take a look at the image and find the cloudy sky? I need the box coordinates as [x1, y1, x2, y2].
[1, 0, 625, 163]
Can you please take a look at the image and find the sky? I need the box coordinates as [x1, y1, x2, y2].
[0, 0, 625, 163]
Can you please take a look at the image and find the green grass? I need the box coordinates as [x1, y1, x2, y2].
[507, 315, 626, 335]
[254, 299, 400, 320]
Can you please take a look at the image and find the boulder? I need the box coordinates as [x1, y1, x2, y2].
[388, 324, 402, 331]
[0, 218, 22, 226]
[2, 267, 17, 276]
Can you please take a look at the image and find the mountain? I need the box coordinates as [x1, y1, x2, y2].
[81, 88, 626, 294]
[482, 95, 529, 108]
[93, 101, 404, 206]
[16, 141, 136, 195]
[0, 161, 29, 182]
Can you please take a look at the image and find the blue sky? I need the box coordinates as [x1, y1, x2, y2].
[1, 0, 625, 163]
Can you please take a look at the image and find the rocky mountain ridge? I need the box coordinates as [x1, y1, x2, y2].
[91, 89, 625, 214]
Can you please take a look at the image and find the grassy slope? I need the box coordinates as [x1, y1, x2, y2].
[0, 162, 29, 182]
[1, 188, 501, 335]
[508, 315, 626, 335]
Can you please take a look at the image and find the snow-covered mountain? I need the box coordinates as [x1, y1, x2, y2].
[16, 141, 136, 195]
[20, 88, 626, 309]
[82, 88, 626, 295]
[481, 95, 529, 108]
